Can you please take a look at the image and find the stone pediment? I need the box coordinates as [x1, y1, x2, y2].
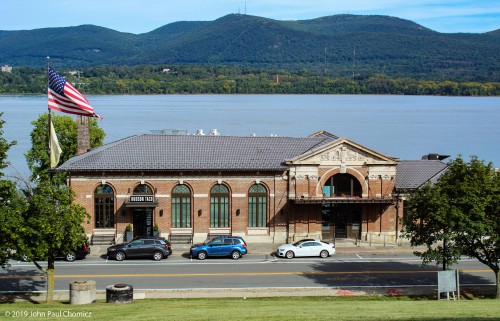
[287, 138, 398, 166]
[317, 146, 367, 163]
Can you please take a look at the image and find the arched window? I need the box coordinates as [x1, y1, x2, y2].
[134, 184, 153, 195]
[172, 185, 191, 228]
[210, 184, 229, 228]
[94, 184, 114, 228]
[322, 174, 362, 197]
[248, 184, 267, 227]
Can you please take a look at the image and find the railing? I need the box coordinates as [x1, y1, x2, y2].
[292, 196, 396, 204]
[355, 234, 408, 247]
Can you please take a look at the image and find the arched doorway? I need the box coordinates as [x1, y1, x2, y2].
[321, 174, 362, 240]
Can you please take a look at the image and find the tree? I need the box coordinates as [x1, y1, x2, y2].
[21, 113, 104, 302]
[25, 114, 105, 183]
[0, 112, 27, 268]
[22, 179, 89, 303]
[405, 156, 500, 299]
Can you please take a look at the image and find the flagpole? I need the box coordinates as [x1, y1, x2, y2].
[47, 57, 53, 176]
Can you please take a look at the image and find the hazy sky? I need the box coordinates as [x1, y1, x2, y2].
[1, 0, 499, 34]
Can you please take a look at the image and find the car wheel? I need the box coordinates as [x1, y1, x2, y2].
[115, 251, 125, 261]
[285, 251, 294, 259]
[152, 251, 163, 261]
[197, 251, 207, 260]
[320, 250, 329, 258]
[231, 251, 241, 260]
[65, 253, 76, 262]
[21, 254, 29, 262]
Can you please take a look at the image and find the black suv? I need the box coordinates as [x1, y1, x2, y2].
[190, 236, 247, 260]
[106, 236, 172, 261]
[20, 241, 90, 262]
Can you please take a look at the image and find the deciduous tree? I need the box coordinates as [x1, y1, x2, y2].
[0, 113, 26, 268]
[21, 113, 104, 302]
[25, 114, 105, 183]
[405, 156, 500, 299]
[22, 179, 89, 303]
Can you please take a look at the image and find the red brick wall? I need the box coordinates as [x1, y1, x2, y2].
[69, 166, 398, 242]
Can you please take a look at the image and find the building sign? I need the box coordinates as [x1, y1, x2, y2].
[130, 195, 154, 202]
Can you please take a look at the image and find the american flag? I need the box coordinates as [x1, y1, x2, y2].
[48, 67, 102, 119]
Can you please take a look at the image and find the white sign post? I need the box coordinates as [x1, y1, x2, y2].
[437, 270, 460, 300]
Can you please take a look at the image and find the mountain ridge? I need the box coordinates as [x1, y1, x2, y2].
[1, 14, 499, 81]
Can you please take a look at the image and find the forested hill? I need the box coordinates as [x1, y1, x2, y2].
[1, 14, 500, 82]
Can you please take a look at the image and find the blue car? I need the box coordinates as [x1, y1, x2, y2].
[190, 236, 247, 260]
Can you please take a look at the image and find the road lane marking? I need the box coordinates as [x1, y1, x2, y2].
[0, 269, 491, 279]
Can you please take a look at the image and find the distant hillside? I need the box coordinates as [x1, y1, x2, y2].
[1, 14, 499, 81]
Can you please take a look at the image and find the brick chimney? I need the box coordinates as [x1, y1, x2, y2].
[76, 116, 91, 155]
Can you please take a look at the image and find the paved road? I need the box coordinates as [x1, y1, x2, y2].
[0, 252, 494, 296]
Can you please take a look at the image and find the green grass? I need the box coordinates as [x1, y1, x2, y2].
[1, 297, 499, 321]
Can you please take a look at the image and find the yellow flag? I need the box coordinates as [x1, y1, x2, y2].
[50, 120, 62, 168]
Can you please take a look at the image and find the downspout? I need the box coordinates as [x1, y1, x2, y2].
[306, 175, 310, 236]
[395, 193, 400, 240]
[380, 176, 383, 236]
[273, 174, 276, 243]
[191, 193, 195, 241]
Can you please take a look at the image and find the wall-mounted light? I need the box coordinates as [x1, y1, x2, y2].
[236, 209, 240, 216]
[159, 209, 163, 217]
[127, 188, 130, 193]
[154, 188, 158, 193]
[198, 209, 202, 217]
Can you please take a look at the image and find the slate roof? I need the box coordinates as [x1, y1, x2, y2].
[57, 131, 339, 172]
[395, 160, 448, 191]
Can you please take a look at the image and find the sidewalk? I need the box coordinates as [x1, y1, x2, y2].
[90, 238, 417, 258]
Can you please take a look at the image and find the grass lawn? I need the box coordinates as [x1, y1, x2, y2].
[1, 297, 499, 321]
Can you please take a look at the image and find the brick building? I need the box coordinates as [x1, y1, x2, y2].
[57, 129, 446, 245]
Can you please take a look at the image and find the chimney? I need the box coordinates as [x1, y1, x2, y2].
[76, 116, 91, 155]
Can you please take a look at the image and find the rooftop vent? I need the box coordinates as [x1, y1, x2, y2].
[421, 154, 449, 161]
[151, 129, 188, 135]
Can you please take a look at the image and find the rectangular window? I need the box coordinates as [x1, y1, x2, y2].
[248, 196, 267, 227]
[94, 196, 114, 228]
[172, 197, 191, 228]
[211, 196, 229, 228]
[172, 197, 181, 228]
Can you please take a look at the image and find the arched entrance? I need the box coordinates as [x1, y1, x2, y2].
[127, 184, 158, 237]
[321, 174, 362, 240]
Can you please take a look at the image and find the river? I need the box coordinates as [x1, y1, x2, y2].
[1, 94, 499, 179]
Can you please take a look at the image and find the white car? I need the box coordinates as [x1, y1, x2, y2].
[276, 239, 335, 259]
